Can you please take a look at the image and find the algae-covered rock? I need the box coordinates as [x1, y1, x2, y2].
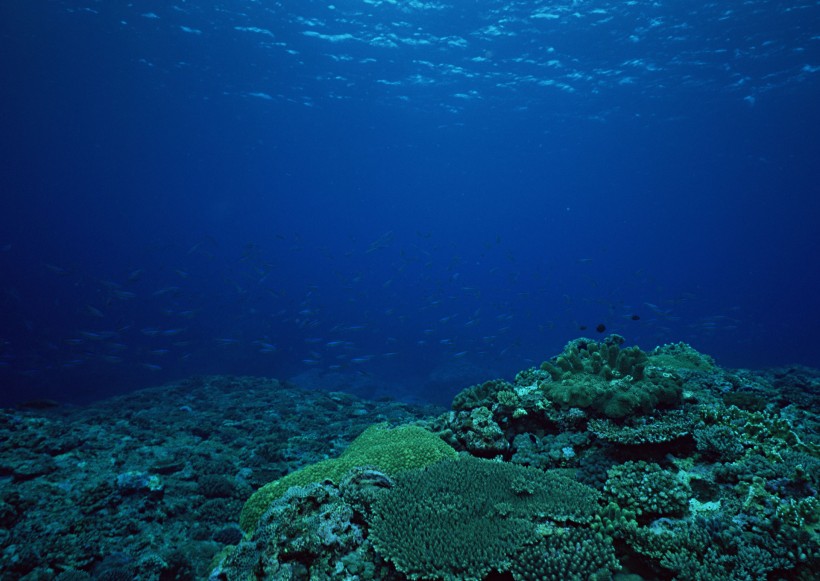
[213, 481, 370, 580]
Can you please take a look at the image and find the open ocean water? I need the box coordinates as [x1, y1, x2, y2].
[1, 0, 818, 407]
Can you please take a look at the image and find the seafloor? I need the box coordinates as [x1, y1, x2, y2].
[1, 336, 818, 580]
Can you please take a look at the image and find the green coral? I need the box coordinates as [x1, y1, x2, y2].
[648, 341, 716, 371]
[540, 335, 648, 382]
[510, 431, 590, 470]
[509, 527, 620, 580]
[604, 461, 691, 520]
[661, 543, 792, 581]
[452, 379, 513, 412]
[514, 367, 551, 387]
[693, 424, 746, 461]
[222, 337, 818, 579]
[699, 404, 819, 461]
[627, 514, 811, 580]
[588, 410, 693, 445]
[447, 406, 509, 456]
[369, 456, 601, 580]
[239, 423, 457, 532]
[538, 336, 683, 419]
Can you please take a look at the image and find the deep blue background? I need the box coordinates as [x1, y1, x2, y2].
[2, 0, 819, 405]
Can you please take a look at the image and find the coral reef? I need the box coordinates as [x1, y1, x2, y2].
[2, 338, 818, 580]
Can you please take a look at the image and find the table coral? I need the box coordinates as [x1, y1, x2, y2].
[369, 456, 601, 580]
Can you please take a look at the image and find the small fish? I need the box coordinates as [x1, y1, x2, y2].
[126, 269, 144, 282]
[44, 263, 69, 276]
[644, 302, 673, 316]
[113, 290, 136, 300]
[153, 286, 181, 297]
[84, 305, 105, 318]
[141, 363, 162, 371]
[366, 230, 394, 253]
[161, 328, 184, 336]
[80, 330, 116, 340]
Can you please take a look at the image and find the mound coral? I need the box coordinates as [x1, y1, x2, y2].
[539, 335, 683, 418]
[239, 423, 457, 532]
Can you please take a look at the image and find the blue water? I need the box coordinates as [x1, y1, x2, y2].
[1, 0, 819, 406]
